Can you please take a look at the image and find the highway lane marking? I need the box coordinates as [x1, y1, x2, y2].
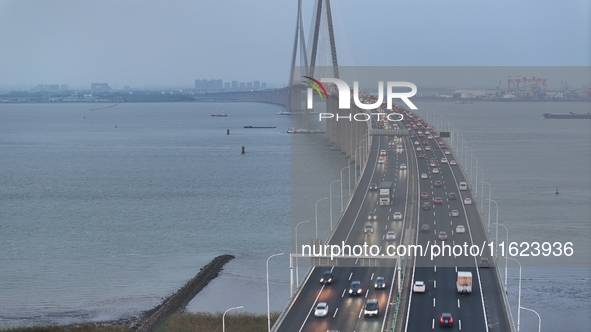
[434, 279, 436, 288]
[458, 299, 460, 308]
[434, 219, 437, 225]
[365, 289, 369, 298]
[358, 306, 363, 319]
[434, 265, 437, 272]
[333, 307, 339, 318]
[455, 266, 458, 273]
[384, 225, 388, 230]
[371, 273, 374, 280]
[450, 220, 452, 225]
[433, 298, 436, 307]
[459, 319, 462, 330]
[432, 319, 435, 329]
[349, 272, 353, 280]
[341, 289, 346, 297]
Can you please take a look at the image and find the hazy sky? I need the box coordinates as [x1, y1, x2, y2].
[1, 0, 589, 88]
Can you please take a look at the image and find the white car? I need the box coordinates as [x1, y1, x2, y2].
[397, 144, 403, 149]
[389, 141, 395, 146]
[385, 231, 396, 240]
[425, 146, 431, 151]
[400, 163, 407, 169]
[314, 302, 329, 317]
[416, 147, 422, 151]
[427, 135, 433, 139]
[445, 150, 451, 155]
[414, 141, 420, 145]
[464, 197, 472, 204]
[456, 225, 466, 234]
[441, 158, 448, 163]
[364, 224, 374, 233]
[432, 168, 440, 174]
[393, 212, 403, 220]
[450, 160, 457, 165]
[378, 157, 385, 164]
[451, 210, 460, 217]
[380, 149, 387, 156]
[413, 280, 426, 293]
[421, 173, 428, 179]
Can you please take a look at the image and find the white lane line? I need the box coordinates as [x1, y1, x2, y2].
[333, 307, 339, 318]
[365, 289, 369, 298]
[459, 319, 462, 330]
[432, 319, 435, 329]
[349, 272, 353, 280]
[434, 280, 437, 288]
[341, 289, 346, 297]
[433, 298, 436, 307]
[458, 299, 461, 308]
[455, 266, 458, 273]
[384, 224, 388, 230]
[434, 265, 437, 272]
[358, 305, 363, 319]
[371, 273, 374, 280]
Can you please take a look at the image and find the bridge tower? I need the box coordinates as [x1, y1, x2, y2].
[287, 0, 340, 131]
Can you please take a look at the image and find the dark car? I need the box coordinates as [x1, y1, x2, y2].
[418, 153, 426, 159]
[320, 270, 334, 284]
[434, 197, 443, 205]
[422, 202, 430, 210]
[421, 192, 429, 199]
[369, 183, 378, 191]
[440, 313, 454, 327]
[374, 277, 386, 289]
[479, 257, 490, 268]
[434, 180, 443, 187]
[348, 281, 363, 296]
[438, 231, 448, 240]
[421, 224, 431, 232]
[449, 192, 457, 200]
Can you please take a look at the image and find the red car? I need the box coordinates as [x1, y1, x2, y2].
[421, 192, 429, 199]
[434, 180, 443, 187]
[418, 154, 425, 159]
[422, 141, 429, 145]
[434, 197, 443, 204]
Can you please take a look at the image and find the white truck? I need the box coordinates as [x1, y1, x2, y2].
[379, 181, 393, 206]
[457, 271, 472, 293]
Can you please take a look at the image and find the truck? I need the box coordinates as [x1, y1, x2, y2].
[379, 181, 393, 206]
[456, 271, 472, 293]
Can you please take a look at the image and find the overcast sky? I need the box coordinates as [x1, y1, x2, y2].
[1, 0, 589, 89]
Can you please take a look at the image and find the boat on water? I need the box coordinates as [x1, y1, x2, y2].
[455, 101, 473, 104]
[211, 112, 228, 117]
[244, 125, 276, 128]
[543, 111, 591, 119]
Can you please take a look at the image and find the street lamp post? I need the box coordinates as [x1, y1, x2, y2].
[507, 257, 522, 332]
[488, 198, 500, 257]
[520, 306, 541, 332]
[354, 146, 361, 183]
[266, 253, 284, 332]
[329, 180, 341, 231]
[481, 181, 492, 231]
[340, 166, 351, 207]
[494, 222, 509, 292]
[223, 306, 244, 332]
[315, 197, 328, 239]
[294, 220, 310, 286]
[475, 167, 484, 208]
[471, 155, 478, 198]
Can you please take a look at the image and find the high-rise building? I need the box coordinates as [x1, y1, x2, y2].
[246, 82, 253, 89]
[261, 82, 267, 89]
[239, 82, 246, 89]
[195, 79, 223, 90]
[254, 81, 260, 89]
[224, 82, 230, 89]
[231, 81, 238, 89]
[60, 84, 68, 90]
[91, 83, 110, 92]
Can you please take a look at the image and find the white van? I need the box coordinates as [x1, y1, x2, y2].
[459, 182, 468, 191]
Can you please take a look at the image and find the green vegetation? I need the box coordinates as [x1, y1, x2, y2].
[1, 312, 280, 332]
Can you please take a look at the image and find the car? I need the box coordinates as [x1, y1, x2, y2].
[374, 277, 386, 289]
[378, 157, 384, 164]
[385, 231, 396, 240]
[314, 302, 329, 317]
[422, 141, 429, 145]
[388, 141, 395, 146]
[417, 131, 423, 135]
[432, 168, 440, 174]
[429, 161, 437, 167]
[320, 270, 334, 284]
[364, 224, 374, 233]
[441, 158, 448, 163]
[444, 150, 451, 155]
[427, 135, 433, 139]
[368, 211, 377, 220]
[418, 133, 425, 138]
[416, 147, 422, 151]
[434, 180, 443, 187]
[450, 160, 457, 165]
[380, 149, 387, 156]
[393, 212, 403, 220]
[459, 182, 468, 190]
[400, 163, 406, 169]
[434, 134, 440, 139]
[464, 197, 472, 204]
[418, 153, 425, 159]
[449, 192, 457, 200]
[413, 280, 426, 293]
[414, 141, 420, 145]
[440, 313, 454, 327]
[397, 144, 403, 149]
[349, 281, 363, 296]
[369, 183, 378, 191]
[422, 202, 430, 210]
[439, 144, 447, 149]
[451, 210, 459, 217]
[421, 192, 429, 199]
[364, 299, 379, 317]
[438, 231, 448, 240]
[434, 197, 443, 204]
[456, 225, 465, 234]
[479, 257, 490, 268]
[421, 173, 428, 179]
[425, 146, 431, 151]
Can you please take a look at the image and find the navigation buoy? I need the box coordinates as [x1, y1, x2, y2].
[227, 129, 230, 135]
[555, 187, 559, 195]
[242, 146, 245, 154]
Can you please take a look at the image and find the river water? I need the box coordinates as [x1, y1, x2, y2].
[0, 101, 589, 331]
